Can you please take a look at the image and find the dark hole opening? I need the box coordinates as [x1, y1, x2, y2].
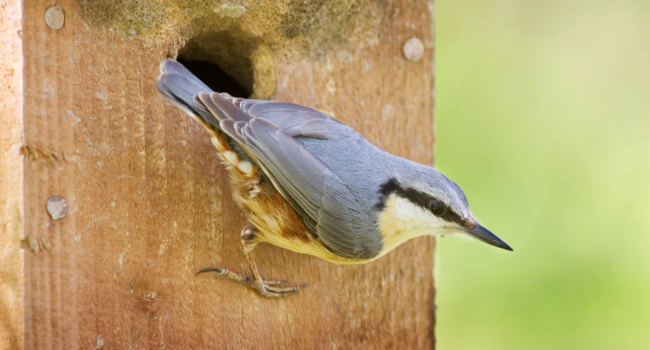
[176, 59, 251, 98]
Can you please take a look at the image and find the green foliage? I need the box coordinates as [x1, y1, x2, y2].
[436, 0, 650, 349]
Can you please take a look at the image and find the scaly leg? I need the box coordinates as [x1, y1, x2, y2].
[197, 226, 308, 298]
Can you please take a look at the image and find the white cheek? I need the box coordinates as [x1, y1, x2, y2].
[393, 197, 447, 232]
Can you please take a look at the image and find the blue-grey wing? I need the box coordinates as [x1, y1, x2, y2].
[240, 118, 380, 259]
[156, 60, 382, 259]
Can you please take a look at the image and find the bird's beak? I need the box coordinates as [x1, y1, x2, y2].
[462, 220, 513, 251]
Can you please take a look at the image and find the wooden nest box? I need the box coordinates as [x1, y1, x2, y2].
[0, 0, 435, 348]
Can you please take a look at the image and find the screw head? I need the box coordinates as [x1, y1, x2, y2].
[403, 37, 425, 62]
[45, 4, 65, 30]
[46, 195, 68, 220]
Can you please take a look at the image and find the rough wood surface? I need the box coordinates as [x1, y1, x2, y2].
[0, 0, 25, 348]
[4, 0, 436, 348]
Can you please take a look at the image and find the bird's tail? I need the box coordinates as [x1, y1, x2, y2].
[156, 59, 258, 171]
[156, 59, 222, 128]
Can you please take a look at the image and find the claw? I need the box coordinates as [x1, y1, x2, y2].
[196, 267, 225, 276]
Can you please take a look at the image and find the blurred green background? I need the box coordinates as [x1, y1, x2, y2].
[435, 0, 650, 349]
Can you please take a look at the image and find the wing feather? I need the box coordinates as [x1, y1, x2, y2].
[156, 60, 381, 259]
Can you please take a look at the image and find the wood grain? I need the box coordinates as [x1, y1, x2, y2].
[4, 0, 436, 348]
[0, 0, 25, 348]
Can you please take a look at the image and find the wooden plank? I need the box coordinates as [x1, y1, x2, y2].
[0, 0, 25, 348]
[11, 0, 436, 348]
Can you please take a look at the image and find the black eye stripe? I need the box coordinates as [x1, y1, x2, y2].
[375, 178, 465, 226]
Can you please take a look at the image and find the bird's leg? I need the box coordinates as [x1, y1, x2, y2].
[197, 226, 308, 298]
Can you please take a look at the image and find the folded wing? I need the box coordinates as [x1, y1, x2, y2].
[156, 60, 382, 259]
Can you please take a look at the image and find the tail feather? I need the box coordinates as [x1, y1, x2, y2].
[156, 60, 220, 127]
[158, 60, 260, 141]
[159, 60, 211, 92]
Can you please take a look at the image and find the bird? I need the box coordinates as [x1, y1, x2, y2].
[156, 59, 513, 298]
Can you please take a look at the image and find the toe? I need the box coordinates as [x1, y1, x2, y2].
[264, 279, 291, 286]
[265, 283, 308, 294]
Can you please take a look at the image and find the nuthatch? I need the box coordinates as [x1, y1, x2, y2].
[157, 60, 512, 298]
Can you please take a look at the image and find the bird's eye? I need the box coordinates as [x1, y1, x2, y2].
[429, 200, 445, 216]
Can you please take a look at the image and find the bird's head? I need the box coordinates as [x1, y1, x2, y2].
[375, 167, 512, 252]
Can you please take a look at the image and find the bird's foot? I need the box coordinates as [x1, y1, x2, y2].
[196, 267, 308, 298]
